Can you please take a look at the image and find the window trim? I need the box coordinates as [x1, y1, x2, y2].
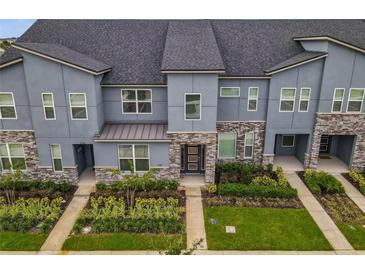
[121, 89, 153, 115]
[346, 88, 365, 113]
[0, 92, 17, 120]
[219, 87, 240, 97]
[279, 87, 296, 112]
[331, 88, 345, 113]
[118, 144, 150, 173]
[217, 132, 237, 159]
[41, 92, 56, 120]
[243, 131, 254, 159]
[69, 93, 88, 120]
[281, 135, 296, 148]
[247, 87, 259, 112]
[184, 93, 202, 121]
[0, 143, 26, 171]
[50, 144, 63, 172]
[298, 87, 311, 112]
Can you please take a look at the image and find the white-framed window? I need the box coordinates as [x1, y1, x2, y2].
[244, 132, 254, 159]
[121, 89, 152, 114]
[298, 88, 311, 112]
[50, 144, 63, 172]
[69, 93, 88, 120]
[218, 133, 236, 159]
[279, 88, 296, 112]
[184, 93, 201, 120]
[118, 144, 150, 172]
[331, 88, 345, 113]
[248, 87, 259, 111]
[347, 88, 364, 113]
[220, 87, 240, 97]
[282, 135, 295, 147]
[0, 143, 26, 171]
[42, 92, 56, 120]
[0, 92, 17, 119]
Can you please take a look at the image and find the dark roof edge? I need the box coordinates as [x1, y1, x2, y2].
[161, 69, 225, 74]
[265, 53, 328, 75]
[12, 43, 111, 75]
[101, 84, 167, 87]
[293, 35, 365, 54]
[218, 75, 271, 79]
[0, 57, 23, 69]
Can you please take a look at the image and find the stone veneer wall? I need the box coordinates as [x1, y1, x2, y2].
[308, 113, 365, 170]
[216, 121, 265, 164]
[167, 132, 217, 183]
[0, 130, 78, 184]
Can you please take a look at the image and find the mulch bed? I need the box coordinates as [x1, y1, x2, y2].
[341, 173, 362, 193]
[202, 190, 303, 209]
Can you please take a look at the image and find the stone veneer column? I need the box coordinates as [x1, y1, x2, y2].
[167, 132, 217, 183]
[308, 113, 365, 170]
[0, 130, 78, 184]
[216, 121, 266, 164]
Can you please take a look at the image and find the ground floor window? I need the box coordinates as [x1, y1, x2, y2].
[218, 133, 236, 159]
[118, 144, 149, 172]
[244, 132, 254, 159]
[50, 144, 63, 172]
[282, 135, 295, 147]
[0, 143, 26, 171]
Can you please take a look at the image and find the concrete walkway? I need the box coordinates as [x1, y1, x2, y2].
[39, 184, 95, 253]
[285, 173, 354, 252]
[334, 174, 365, 214]
[185, 186, 208, 250]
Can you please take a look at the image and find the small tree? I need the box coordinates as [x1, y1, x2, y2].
[0, 164, 23, 205]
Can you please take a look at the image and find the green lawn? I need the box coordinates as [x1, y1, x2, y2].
[204, 206, 332, 250]
[62, 232, 186, 251]
[338, 223, 365, 250]
[0, 232, 47, 251]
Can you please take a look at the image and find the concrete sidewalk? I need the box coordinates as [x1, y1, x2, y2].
[185, 186, 208, 250]
[38, 184, 94, 253]
[285, 173, 354, 252]
[334, 174, 365, 214]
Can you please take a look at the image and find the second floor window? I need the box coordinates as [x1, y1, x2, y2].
[299, 88, 311, 112]
[69, 93, 88, 120]
[0, 93, 17, 119]
[347, 88, 364, 113]
[280, 88, 296, 112]
[248, 87, 259, 111]
[118, 144, 149, 172]
[122, 89, 152, 114]
[332, 88, 345, 112]
[185, 93, 201, 120]
[220, 87, 240, 97]
[0, 143, 26, 170]
[42, 93, 56, 120]
[50, 144, 63, 172]
[218, 133, 236, 159]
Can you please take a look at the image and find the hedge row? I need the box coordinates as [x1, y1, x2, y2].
[218, 183, 298, 198]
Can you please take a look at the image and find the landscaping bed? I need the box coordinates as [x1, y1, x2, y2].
[0, 171, 76, 251]
[342, 170, 365, 196]
[298, 169, 365, 250]
[63, 170, 186, 251]
[203, 163, 331, 250]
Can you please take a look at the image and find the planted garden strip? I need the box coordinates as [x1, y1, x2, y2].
[297, 170, 365, 250]
[342, 171, 365, 196]
[202, 162, 330, 250]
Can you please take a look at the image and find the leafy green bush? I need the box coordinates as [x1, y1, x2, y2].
[251, 175, 278, 186]
[0, 180, 71, 193]
[0, 197, 63, 233]
[218, 183, 297, 198]
[75, 196, 184, 234]
[275, 166, 289, 187]
[207, 184, 217, 194]
[349, 170, 365, 195]
[303, 169, 344, 194]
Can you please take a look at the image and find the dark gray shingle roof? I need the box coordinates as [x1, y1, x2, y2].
[1, 20, 364, 82]
[95, 123, 169, 141]
[161, 20, 225, 71]
[265, 51, 327, 74]
[14, 42, 111, 73]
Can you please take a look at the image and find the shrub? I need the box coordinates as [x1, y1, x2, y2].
[96, 178, 179, 192]
[96, 182, 108, 191]
[207, 184, 217, 194]
[303, 169, 344, 194]
[275, 166, 289, 187]
[349, 170, 365, 195]
[218, 183, 297, 198]
[251, 175, 278, 186]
